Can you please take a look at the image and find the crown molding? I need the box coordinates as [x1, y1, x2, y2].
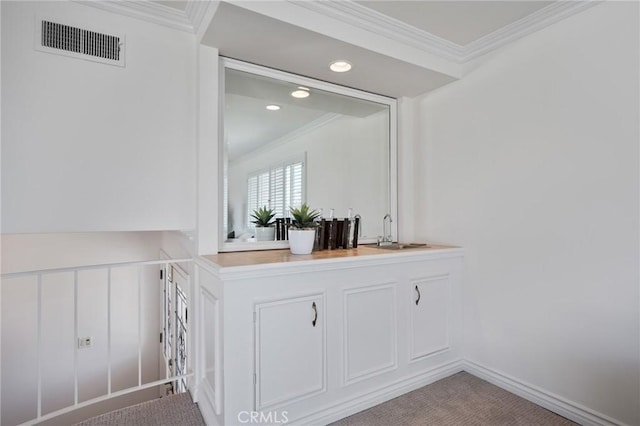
[77, 0, 195, 33]
[289, 0, 601, 64]
[461, 0, 602, 62]
[78, 0, 601, 64]
[291, 0, 464, 63]
[187, 0, 219, 36]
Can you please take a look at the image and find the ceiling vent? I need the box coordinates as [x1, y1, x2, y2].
[35, 18, 125, 67]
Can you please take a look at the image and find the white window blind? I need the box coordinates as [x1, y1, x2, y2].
[247, 158, 305, 229]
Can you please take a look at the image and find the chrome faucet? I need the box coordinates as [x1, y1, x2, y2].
[379, 213, 393, 246]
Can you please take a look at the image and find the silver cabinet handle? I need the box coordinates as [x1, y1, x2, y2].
[415, 285, 421, 306]
[312, 302, 318, 327]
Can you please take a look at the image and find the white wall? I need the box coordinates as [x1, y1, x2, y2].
[196, 45, 219, 255]
[0, 1, 200, 422]
[228, 111, 389, 239]
[1, 1, 196, 233]
[417, 2, 639, 425]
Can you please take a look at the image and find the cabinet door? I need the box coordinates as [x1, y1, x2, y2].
[343, 284, 397, 384]
[254, 294, 325, 410]
[409, 276, 450, 361]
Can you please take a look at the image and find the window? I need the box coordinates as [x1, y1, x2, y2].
[247, 157, 305, 228]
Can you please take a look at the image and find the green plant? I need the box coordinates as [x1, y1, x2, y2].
[289, 203, 321, 229]
[250, 206, 276, 227]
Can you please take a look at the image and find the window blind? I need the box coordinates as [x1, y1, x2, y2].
[247, 159, 304, 229]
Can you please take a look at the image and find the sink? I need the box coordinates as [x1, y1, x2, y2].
[374, 243, 429, 250]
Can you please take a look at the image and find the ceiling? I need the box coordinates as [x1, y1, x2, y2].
[135, 0, 594, 97]
[355, 1, 552, 46]
[202, 2, 457, 98]
[156, 1, 552, 48]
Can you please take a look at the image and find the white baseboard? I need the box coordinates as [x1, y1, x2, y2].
[195, 359, 630, 426]
[293, 358, 466, 425]
[461, 360, 631, 426]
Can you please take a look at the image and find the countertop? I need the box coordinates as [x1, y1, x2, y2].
[200, 243, 460, 270]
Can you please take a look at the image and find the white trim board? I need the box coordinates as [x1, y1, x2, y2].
[461, 360, 632, 426]
[292, 0, 601, 64]
[75, 0, 211, 34]
[285, 358, 632, 426]
[78, 0, 600, 64]
[460, 0, 601, 62]
[297, 358, 466, 425]
[292, 0, 462, 62]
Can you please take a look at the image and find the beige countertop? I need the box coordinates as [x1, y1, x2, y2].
[201, 243, 459, 269]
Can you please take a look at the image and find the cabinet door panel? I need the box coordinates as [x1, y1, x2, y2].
[409, 276, 450, 361]
[255, 294, 325, 410]
[343, 284, 397, 384]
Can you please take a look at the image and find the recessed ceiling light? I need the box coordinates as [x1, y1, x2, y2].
[329, 60, 352, 73]
[266, 104, 281, 111]
[291, 87, 310, 98]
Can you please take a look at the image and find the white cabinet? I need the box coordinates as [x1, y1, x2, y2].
[196, 246, 463, 426]
[409, 275, 451, 362]
[254, 294, 325, 410]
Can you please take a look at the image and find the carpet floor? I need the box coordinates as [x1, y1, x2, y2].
[74, 392, 205, 426]
[330, 372, 577, 426]
[74, 372, 577, 425]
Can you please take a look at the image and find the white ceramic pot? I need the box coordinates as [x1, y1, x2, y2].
[254, 226, 275, 242]
[288, 229, 316, 254]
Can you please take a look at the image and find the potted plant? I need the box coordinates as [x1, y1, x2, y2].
[250, 206, 276, 242]
[288, 203, 321, 254]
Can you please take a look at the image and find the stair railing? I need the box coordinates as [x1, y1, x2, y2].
[1, 257, 194, 426]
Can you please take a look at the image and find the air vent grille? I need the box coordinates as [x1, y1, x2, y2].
[42, 20, 120, 61]
[36, 19, 125, 67]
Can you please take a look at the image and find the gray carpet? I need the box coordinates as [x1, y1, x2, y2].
[74, 392, 205, 426]
[75, 372, 576, 426]
[330, 372, 577, 426]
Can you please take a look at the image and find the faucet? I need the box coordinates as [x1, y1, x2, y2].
[379, 213, 393, 246]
